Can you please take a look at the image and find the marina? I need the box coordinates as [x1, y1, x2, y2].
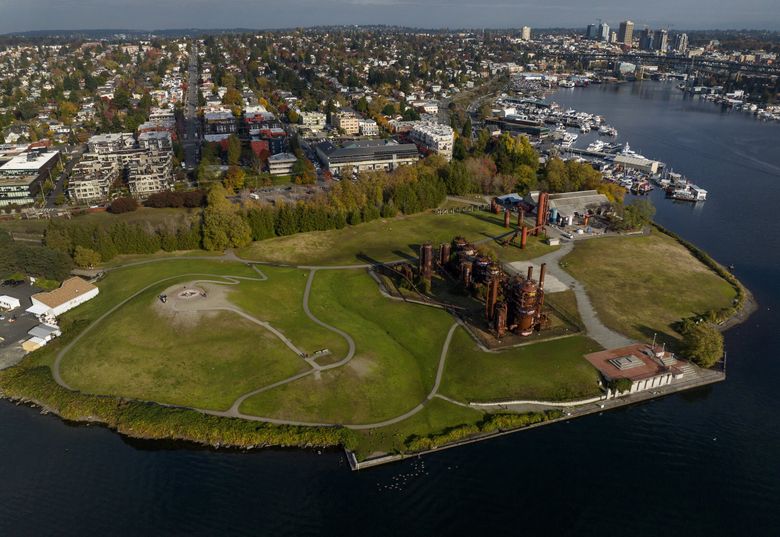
[497, 86, 711, 204]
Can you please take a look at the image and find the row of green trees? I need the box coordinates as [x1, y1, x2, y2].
[0, 230, 73, 281]
[44, 218, 202, 266]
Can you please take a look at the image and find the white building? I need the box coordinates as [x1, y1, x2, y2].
[27, 277, 99, 320]
[87, 132, 135, 154]
[521, 26, 532, 41]
[409, 122, 455, 161]
[268, 152, 298, 176]
[300, 111, 327, 131]
[358, 119, 379, 136]
[0, 295, 21, 311]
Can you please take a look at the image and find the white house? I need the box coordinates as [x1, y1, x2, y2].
[27, 277, 99, 320]
[0, 295, 21, 311]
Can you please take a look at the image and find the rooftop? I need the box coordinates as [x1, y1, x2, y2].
[31, 277, 97, 309]
[584, 343, 679, 382]
[0, 150, 59, 172]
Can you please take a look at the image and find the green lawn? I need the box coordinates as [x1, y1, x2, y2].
[492, 233, 560, 262]
[561, 230, 737, 343]
[347, 397, 484, 460]
[440, 328, 603, 403]
[237, 210, 523, 266]
[228, 266, 349, 359]
[239, 269, 455, 424]
[61, 288, 308, 411]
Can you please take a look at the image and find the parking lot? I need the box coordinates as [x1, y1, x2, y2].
[0, 281, 41, 369]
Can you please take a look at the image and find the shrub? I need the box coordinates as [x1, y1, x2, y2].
[108, 197, 139, 214]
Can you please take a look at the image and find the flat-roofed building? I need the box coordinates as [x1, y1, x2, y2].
[584, 343, 685, 396]
[138, 130, 173, 151]
[204, 111, 237, 135]
[300, 112, 326, 131]
[0, 295, 21, 311]
[409, 122, 454, 160]
[0, 174, 40, 207]
[268, 152, 298, 176]
[614, 154, 660, 174]
[334, 112, 360, 135]
[68, 156, 121, 203]
[87, 132, 135, 154]
[358, 119, 379, 136]
[316, 139, 419, 177]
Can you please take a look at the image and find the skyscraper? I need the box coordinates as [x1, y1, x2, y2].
[585, 24, 598, 40]
[598, 22, 610, 41]
[617, 20, 634, 46]
[673, 32, 689, 53]
[655, 29, 668, 52]
[639, 28, 654, 51]
[521, 26, 532, 41]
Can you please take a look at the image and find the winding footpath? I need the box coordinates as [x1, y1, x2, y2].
[50, 237, 629, 431]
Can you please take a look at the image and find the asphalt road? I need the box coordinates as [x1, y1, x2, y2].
[182, 43, 200, 173]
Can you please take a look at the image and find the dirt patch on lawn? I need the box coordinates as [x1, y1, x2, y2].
[347, 356, 377, 379]
[153, 281, 236, 329]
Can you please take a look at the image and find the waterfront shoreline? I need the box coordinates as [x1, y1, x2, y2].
[0, 217, 755, 469]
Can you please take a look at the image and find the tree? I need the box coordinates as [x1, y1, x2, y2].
[356, 96, 369, 114]
[615, 199, 656, 231]
[201, 184, 252, 251]
[461, 117, 473, 138]
[452, 137, 467, 161]
[223, 165, 246, 192]
[226, 134, 241, 166]
[680, 321, 724, 368]
[442, 160, 472, 195]
[291, 158, 316, 185]
[73, 246, 102, 268]
[108, 197, 138, 214]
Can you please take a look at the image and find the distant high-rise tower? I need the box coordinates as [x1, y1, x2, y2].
[673, 32, 689, 53]
[639, 28, 654, 51]
[654, 29, 669, 52]
[610, 31, 618, 43]
[617, 20, 634, 46]
[585, 24, 598, 40]
[598, 22, 610, 41]
[521, 26, 532, 41]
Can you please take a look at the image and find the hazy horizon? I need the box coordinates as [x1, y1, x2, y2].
[0, 0, 778, 35]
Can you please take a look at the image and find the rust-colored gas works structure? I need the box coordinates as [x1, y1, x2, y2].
[419, 242, 435, 285]
[443, 236, 549, 338]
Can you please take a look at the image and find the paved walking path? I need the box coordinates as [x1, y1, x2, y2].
[517, 242, 633, 349]
[50, 235, 635, 431]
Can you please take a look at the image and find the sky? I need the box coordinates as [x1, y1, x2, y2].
[1, 0, 778, 34]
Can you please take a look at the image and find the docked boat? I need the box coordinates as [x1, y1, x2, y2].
[561, 132, 578, 149]
[598, 125, 618, 137]
[630, 180, 653, 195]
[666, 184, 707, 202]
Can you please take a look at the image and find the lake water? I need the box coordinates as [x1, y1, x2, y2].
[2, 81, 780, 536]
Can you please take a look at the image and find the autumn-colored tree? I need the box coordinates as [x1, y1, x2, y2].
[223, 165, 246, 192]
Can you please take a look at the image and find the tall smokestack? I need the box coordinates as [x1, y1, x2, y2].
[527, 265, 533, 281]
[539, 263, 547, 289]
